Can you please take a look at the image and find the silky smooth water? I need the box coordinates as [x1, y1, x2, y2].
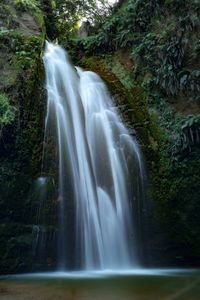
[43, 42, 144, 270]
[1, 270, 200, 300]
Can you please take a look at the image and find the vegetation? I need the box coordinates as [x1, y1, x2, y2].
[71, 0, 200, 266]
[0, 0, 48, 274]
[40, 0, 114, 39]
[0, 94, 15, 126]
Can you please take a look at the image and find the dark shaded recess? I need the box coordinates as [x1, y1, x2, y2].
[41, 0, 57, 40]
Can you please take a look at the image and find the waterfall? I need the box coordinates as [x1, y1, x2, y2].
[43, 42, 144, 270]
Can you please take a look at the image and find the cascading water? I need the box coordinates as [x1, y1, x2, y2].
[43, 42, 145, 270]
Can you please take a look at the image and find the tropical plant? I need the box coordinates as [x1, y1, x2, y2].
[0, 94, 16, 138]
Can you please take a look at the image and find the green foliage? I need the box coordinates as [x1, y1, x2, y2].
[77, 0, 200, 155]
[131, 30, 200, 96]
[0, 3, 18, 30]
[182, 114, 200, 127]
[15, 36, 43, 69]
[50, 0, 113, 39]
[14, 0, 40, 12]
[77, 33, 110, 55]
[76, 0, 163, 53]
[103, 54, 134, 90]
[74, 0, 200, 265]
[14, 0, 45, 31]
[0, 0, 47, 274]
[76, 0, 200, 102]
[0, 94, 15, 126]
[164, 0, 200, 11]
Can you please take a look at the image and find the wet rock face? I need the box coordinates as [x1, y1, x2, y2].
[16, 12, 40, 35]
[0, 0, 42, 34]
[0, 1, 50, 274]
[0, 0, 44, 93]
[78, 21, 90, 38]
[180, 123, 200, 152]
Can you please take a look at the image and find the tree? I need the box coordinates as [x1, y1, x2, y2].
[53, 0, 114, 37]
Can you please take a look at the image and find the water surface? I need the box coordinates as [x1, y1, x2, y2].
[1, 269, 199, 300]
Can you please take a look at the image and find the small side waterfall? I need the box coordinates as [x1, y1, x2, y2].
[43, 42, 144, 270]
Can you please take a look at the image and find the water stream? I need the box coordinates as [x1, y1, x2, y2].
[43, 42, 144, 270]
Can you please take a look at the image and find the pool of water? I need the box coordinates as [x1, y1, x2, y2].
[0, 269, 200, 300]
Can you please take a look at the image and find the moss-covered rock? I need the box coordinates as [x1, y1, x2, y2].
[69, 0, 200, 267]
[0, 0, 53, 274]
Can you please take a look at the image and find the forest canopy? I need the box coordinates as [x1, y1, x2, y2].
[47, 0, 117, 37]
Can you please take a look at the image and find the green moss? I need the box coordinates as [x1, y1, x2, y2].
[70, 16, 200, 265]
[0, 28, 45, 103]
[0, 4, 18, 29]
[0, 223, 36, 273]
[79, 55, 162, 155]
[14, 0, 45, 35]
[0, 0, 47, 274]
[104, 55, 134, 90]
[14, 0, 39, 10]
[0, 94, 15, 126]
[15, 35, 44, 69]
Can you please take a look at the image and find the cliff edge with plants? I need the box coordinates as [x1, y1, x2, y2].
[63, 0, 200, 266]
[0, 0, 47, 273]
